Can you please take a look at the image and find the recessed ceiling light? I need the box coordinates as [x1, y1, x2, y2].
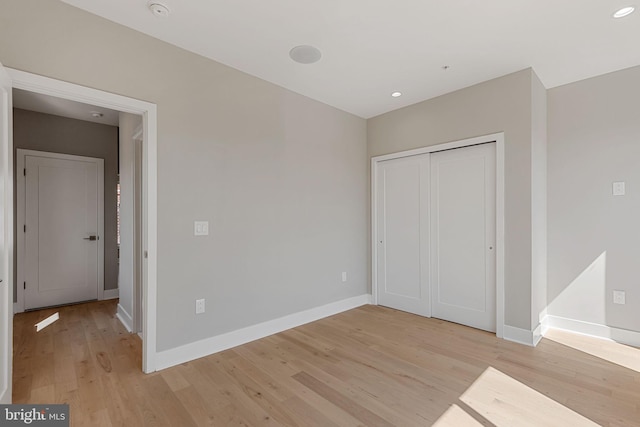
[613, 6, 635, 18]
[90, 111, 104, 118]
[289, 45, 322, 64]
[148, 2, 170, 18]
[391, 92, 402, 98]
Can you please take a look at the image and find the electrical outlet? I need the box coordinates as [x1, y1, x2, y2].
[341, 272, 347, 282]
[195, 298, 206, 314]
[613, 182, 626, 196]
[613, 290, 626, 305]
[194, 221, 209, 236]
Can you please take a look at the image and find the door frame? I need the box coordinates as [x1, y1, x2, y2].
[371, 132, 505, 338]
[7, 68, 159, 373]
[16, 150, 105, 310]
[0, 62, 13, 404]
[132, 124, 143, 335]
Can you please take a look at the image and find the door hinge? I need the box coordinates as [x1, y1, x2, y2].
[23, 224, 26, 233]
[23, 168, 26, 176]
[23, 282, 26, 290]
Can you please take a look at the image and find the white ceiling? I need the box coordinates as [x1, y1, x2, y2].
[60, 0, 640, 118]
[14, 89, 120, 126]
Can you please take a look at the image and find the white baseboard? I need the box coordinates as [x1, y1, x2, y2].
[156, 294, 372, 371]
[14, 288, 119, 313]
[503, 324, 538, 347]
[543, 315, 640, 347]
[116, 303, 133, 333]
[532, 322, 543, 346]
[103, 288, 119, 300]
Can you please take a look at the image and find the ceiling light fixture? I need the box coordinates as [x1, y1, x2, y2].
[90, 111, 104, 118]
[148, 2, 170, 18]
[613, 6, 635, 18]
[289, 45, 322, 64]
[391, 91, 402, 98]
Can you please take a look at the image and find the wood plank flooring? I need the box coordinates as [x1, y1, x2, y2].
[13, 300, 640, 426]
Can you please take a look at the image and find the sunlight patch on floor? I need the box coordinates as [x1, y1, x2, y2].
[544, 328, 640, 373]
[35, 312, 59, 332]
[459, 367, 598, 426]
[432, 404, 485, 426]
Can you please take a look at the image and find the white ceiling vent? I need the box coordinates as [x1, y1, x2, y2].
[289, 45, 322, 64]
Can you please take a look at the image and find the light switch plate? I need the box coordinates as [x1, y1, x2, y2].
[341, 272, 347, 282]
[613, 290, 626, 305]
[194, 221, 209, 236]
[195, 298, 206, 314]
[613, 182, 625, 196]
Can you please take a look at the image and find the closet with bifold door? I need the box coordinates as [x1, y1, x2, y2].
[375, 142, 497, 332]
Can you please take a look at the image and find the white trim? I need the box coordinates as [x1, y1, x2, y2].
[371, 133, 506, 338]
[116, 303, 134, 333]
[156, 294, 372, 371]
[0, 63, 13, 404]
[7, 68, 158, 373]
[503, 324, 537, 347]
[371, 158, 378, 305]
[495, 136, 505, 339]
[103, 288, 119, 300]
[16, 150, 105, 309]
[532, 322, 544, 346]
[540, 313, 551, 336]
[132, 124, 143, 141]
[543, 315, 640, 348]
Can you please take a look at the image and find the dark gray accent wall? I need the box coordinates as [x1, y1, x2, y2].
[13, 108, 119, 301]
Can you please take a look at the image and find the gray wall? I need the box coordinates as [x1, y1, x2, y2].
[548, 65, 640, 332]
[0, 0, 368, 352]
[368, 69, 536, 330]
[12, 108, 119, 301]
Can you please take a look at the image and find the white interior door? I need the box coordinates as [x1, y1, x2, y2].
[376, 155, 430, 316]
[21, 152, 104, 310]
[0, 62, 13, 404]
[430, 143, 496, 332]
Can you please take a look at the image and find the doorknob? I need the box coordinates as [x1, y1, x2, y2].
[83, 235, 99, 241]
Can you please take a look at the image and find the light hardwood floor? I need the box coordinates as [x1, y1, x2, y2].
[13, 300, 640, 426]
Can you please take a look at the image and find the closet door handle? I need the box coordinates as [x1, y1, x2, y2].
[83, 235, 98, 241]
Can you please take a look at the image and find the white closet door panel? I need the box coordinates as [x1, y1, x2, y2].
[431, 143, 496, 332]
[376, 155, 430, 316]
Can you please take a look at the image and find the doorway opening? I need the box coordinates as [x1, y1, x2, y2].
[6, 67, 158, 374]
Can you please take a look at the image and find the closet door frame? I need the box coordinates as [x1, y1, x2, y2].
[371, 133, 505, 339]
